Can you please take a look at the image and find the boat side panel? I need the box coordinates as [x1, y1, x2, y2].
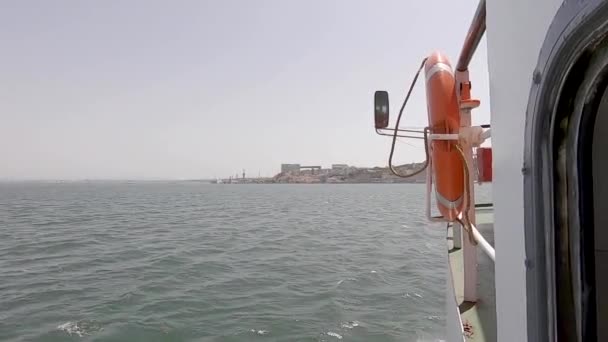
[446, 250, 465, 342]
[485, 0, 561, 341]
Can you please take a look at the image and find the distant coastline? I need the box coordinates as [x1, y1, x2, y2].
[212, 162, 426, 184]
[0, 163, 427, 184]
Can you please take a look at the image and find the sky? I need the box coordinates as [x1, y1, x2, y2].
[0, 0, 490, 180]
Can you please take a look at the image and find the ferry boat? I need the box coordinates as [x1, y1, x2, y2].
[372, 0, 607, 341]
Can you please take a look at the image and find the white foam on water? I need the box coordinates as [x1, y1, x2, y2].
[340, 320, 360, 329]
[404, 292, 423, 298]
[336, 277, 357, 286]
[250, 329, 268, 335]
[326, 331, 343, 339]
[370, 270, 377, 273]
[57, 321, 84, 337]
[57, 320, 102, 337]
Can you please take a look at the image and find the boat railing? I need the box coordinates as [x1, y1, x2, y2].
[454, 0, 493, 302]
[471, 222, 495, 261]
[453, 0, 496, 302]
[456, 0, 486, 72]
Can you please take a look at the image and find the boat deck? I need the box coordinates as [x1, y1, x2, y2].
[447, 207, 496, 341]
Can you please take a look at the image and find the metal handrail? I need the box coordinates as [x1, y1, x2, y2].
[471, 222, 495, 261]
[456, 0, 486, 71]
[456, 0, 492, 262]
[375, 128, 424, 140]
[377, 127, 424, 134]
[481, 128, 492, 140]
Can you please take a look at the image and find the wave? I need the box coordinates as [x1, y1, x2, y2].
[57, 320, 102, 337]
[326, 331, 343, 339]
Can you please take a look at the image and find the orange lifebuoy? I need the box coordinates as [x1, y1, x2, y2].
[424, 52, 464, 221]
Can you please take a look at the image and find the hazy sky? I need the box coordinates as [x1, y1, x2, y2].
[0, 0, 490, 180]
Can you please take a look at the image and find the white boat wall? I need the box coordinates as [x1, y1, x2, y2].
[375, 0, 608, 340]
[487, 0, 561, 341]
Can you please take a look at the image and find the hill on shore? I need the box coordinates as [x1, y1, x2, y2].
[272, 162, 426, 184]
